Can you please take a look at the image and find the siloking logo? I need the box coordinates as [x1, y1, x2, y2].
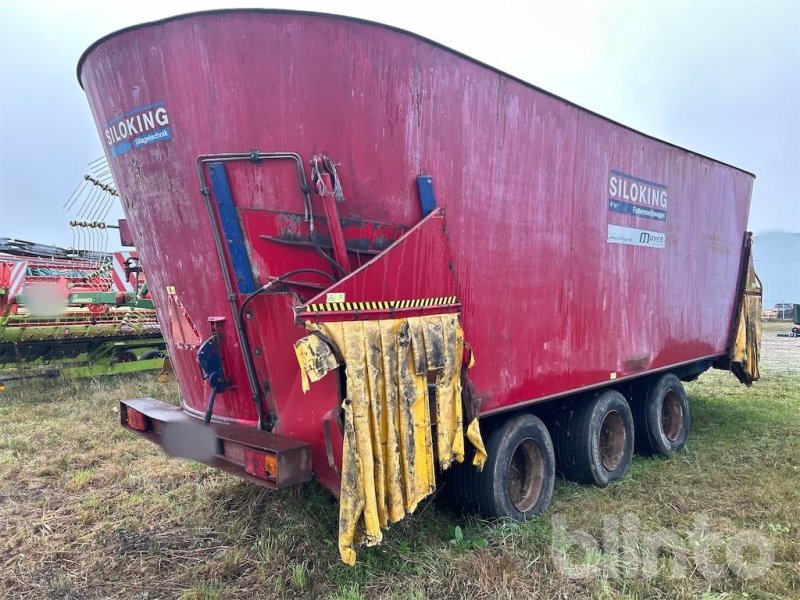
[607, 169, 668, 222]
[105, 101, 172, 157]
[606, 169, 668, 250]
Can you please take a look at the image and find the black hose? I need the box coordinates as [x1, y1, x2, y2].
[203, 388, 218, 425]
[232, 268, 338, 429]
[302, 194, 342, 277]
[311, 230, 349, 278]
[238, 268, 337, 324]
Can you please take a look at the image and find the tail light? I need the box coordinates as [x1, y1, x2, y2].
[244, 447, 278, 481]
[126, 407, 150, 431]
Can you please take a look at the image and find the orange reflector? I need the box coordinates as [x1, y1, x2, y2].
[126, 408, 149, 431]
[244, 447, 278, 480]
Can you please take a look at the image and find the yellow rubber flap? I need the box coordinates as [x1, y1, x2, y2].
[293, 332, 340, 392]
[731, 254, 762, 384]
[295, 313, 485, 565]
[466, 418, 487, 469]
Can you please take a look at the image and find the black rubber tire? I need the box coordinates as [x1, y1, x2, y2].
[138, 350, 166, 361]
[553, 390, 634, 487]
[633, 373, 690, 456]
[449, 414, 555, 520]
[113, 350, 137, 363]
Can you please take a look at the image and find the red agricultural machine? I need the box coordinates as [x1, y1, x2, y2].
[0, 238, 166, 380]
[78, 10, 761, 564]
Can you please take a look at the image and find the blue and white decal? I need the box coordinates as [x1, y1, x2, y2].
[104, 101, 171, 157]
[607, 169, 668, 249]
[608, 199, 666, 222]
[608, 170, 668, 212]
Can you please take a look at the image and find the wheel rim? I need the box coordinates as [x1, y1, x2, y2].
[599, 410, 626, 471]
[507, 439, 545, 513]
[661, 390, 684, 442]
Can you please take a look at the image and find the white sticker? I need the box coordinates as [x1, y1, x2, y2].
[607, 224, 665, 249]
[326, 292, 345, 304]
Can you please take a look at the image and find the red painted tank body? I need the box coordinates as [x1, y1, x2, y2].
[78, 10, 754, 494]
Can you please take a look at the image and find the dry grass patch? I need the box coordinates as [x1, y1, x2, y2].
[1, 345, 798, 598]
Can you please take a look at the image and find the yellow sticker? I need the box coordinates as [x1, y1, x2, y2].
[609, 372, 617, 380]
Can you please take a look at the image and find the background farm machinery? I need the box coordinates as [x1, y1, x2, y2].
[0, 164, 167, 384]
[0, 239, 166, 382]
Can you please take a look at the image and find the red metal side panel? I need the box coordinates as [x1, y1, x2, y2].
[564, 116, 751, 401]
[300, 209, 459, 316]
[78, 11, 753, 470]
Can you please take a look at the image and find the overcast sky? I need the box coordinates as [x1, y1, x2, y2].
[0, 0, 798, 249]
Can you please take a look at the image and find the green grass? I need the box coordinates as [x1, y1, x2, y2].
[1, 356, 798, 598]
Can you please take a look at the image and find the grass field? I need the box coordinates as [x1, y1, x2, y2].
[1, 324, 798, 599]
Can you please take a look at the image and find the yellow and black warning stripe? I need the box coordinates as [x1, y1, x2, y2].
[305, 296, 459, 313]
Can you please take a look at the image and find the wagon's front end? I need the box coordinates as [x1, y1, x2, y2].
[79, 10, 485, 564]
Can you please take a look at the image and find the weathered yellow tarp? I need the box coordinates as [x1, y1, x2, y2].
[293, 331, 340, 392]
[732, 255, 762, 384]
[294, 313, 486, 565]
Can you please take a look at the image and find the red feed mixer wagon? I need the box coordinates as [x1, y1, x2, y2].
[78, 10, 761, 563]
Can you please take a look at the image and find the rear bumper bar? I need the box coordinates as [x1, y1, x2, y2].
[120, 398, 312, 489]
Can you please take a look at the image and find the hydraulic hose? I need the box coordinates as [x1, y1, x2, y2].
[203, 388, 218, 425]
[311, 230, 349, 278]
[238, 268, 337, 325]
[223, 268, 337, 428]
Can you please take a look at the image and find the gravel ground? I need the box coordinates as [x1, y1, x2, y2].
[761, 321, 800, 376]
